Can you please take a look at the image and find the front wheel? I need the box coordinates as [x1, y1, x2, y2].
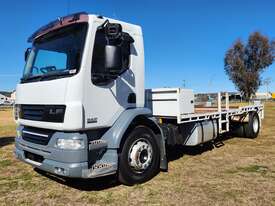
[118, 126, 160, 185]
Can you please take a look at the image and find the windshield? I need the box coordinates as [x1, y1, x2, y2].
[22, 23, 87, 82]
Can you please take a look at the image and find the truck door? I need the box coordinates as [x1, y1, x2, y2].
[83, 19, 136, 129]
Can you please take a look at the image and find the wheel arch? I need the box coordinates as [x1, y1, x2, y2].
[118, 115, 162, 152]
[101, 108, 167, 170]
[101, 108, 155, 149]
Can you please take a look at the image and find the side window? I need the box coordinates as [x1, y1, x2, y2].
[91, 24, 132, 85]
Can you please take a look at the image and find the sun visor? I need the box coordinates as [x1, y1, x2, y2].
[28, 12, 89, 43]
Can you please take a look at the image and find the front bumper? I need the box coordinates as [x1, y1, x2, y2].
[14, 125, 118, 178]
[15, 146, 88, 177]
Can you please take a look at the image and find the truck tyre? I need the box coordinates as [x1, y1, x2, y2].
[118, 126, 160, 185]
[244, 111, 260, 138]
[230, 112, 260, 138]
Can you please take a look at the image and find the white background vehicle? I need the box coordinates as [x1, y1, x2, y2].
[14, 12, 264, 185]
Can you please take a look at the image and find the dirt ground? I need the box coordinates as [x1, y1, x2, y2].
[0, 102, 275, 206]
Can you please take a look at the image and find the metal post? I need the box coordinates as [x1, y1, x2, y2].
[225, 92, 229, 110]
[218, 92, 221, 112]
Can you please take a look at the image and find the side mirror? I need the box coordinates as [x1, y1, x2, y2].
[105, 45, 122, 74]
[24, 48, 31, 62]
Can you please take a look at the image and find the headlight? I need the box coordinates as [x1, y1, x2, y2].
[55, 138, 85, 150]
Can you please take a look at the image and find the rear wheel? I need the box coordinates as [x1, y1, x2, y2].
[230, 111, 260, 138]
[245, 111, 260, 138]
[118, 126, 160, 185]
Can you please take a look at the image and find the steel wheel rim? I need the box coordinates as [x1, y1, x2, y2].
[128, 138, 153, 173]
[253, 116, 259, 133]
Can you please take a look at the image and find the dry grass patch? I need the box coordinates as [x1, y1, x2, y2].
[0, 102, 275, 205]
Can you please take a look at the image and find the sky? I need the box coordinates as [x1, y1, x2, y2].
[0, 0, 274, 93]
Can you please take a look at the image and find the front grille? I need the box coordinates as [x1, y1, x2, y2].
[20, 104, 66, 123]
[21, 105, 45, 121]
[22, 127, 54, 145]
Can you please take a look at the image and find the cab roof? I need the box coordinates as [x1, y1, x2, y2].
[28, 12, 142, 43]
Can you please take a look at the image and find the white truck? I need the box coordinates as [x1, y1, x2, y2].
[14, 12, 264, 185]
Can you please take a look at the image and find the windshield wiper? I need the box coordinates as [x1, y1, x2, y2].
[21, 70, 72, 82]
[21, 74, 44, 82]
[39, 70, 71, 80]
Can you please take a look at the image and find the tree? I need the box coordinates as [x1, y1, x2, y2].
[224, 32, 274, 100]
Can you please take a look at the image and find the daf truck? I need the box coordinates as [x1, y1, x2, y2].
[14, 12, 264, 185]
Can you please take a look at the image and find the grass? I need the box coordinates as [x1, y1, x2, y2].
[0, 102, 275, 205]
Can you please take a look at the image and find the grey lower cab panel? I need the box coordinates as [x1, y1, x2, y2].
[14, 125, 118, 178]
[15, 145, 118, 178]
[16, 125, 88, 163]
[14, 108, 160, 178]
[15, 147, 88, 177]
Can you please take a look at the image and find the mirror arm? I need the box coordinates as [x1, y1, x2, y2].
[98, 19, 109, 30]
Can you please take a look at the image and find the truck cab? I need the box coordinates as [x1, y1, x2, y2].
[17, 13, 145, 130]
[15, 13, 164, 185]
